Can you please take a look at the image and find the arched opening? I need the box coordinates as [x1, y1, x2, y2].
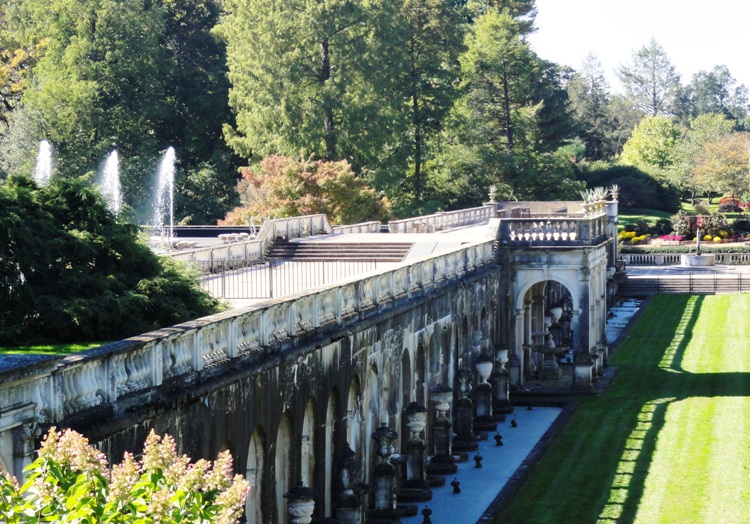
[400, 347, 412, 450]
[301, 399, 316, 490]
[347, 377, 362, 456]
[324, 391, 337, 516]
[520, 280, 575, 382]
[416, 340, 427, 405]
[274, 413, 292, 524]
[246, 427, 265, 524]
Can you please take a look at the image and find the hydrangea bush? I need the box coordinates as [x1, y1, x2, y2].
[0, 428, 250, 523]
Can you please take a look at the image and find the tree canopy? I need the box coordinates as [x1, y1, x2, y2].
[0, 175, 223, 345]
[220, 155, 391, 226]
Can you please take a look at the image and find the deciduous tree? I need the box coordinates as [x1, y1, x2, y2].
[620, 115, 681, 172]
[219, 155, 391, 226]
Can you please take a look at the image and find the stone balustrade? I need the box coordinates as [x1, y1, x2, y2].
[170, 215, 333, 263]
[497, 213, 608, 246]
[621, 252, 750, 266]
[388, 206, 495, 233]
[0, 239, 496, 429]
[332, 221, 382, 234]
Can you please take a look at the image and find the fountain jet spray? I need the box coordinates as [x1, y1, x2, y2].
[100, 150, 121, 214]
[33, 140, 52, 185]
[153, 147, 175, 245]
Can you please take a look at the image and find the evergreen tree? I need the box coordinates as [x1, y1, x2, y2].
[567, 53, 613, 160]
[0, 175, 223, 344]
[617, 39, 681, 117]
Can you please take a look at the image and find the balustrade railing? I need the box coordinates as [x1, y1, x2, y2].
[620, 252, 750, 266]
[332, 221, 382, 234]
[388, 206, 495, 233]
[498, 213, 608, 246]
[0, 239, 497, 426]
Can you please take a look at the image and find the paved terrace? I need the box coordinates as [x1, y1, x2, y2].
[193, 224, 494, 308]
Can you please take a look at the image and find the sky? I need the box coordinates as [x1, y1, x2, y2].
[528, 0, 750, 92]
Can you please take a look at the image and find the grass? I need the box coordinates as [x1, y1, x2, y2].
[0, 342, 106, 356]
[495, 294, 750, 523]
[619, 207, 673, 228]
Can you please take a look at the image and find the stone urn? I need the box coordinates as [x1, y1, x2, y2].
[284, 482, 318, 524]
[405, 402, 428, 437]
[430, 384, 453, 417]
[476, 355, 493, 385]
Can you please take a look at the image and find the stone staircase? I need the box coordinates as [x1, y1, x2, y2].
[267, 241, 413, 262]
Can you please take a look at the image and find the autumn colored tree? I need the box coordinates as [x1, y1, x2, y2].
[692, 132, 750, 200]
[220, 155, 391, 226]
[0, 427, 249, 523]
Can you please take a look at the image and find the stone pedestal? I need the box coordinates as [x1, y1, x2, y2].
[540, 354, 562, 380]
[473, 355, 497, 431]
[452, 369, 478, 452]
[492, 346, 512, 416]
[596, 341, 608, 372]
[425, 385, 456, 475]
[370, 424, 399, 519]
[398, 402, 431, 502]
[508, 352, 522, 390]
[334, 444, 362, 524]
[284, 482, 317, 524]
[573, 353, 594, 391]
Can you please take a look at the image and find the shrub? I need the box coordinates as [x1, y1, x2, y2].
[579, 164, 681, 212]
[0, 428, 250, 523]
[713, 236, 722, 242]
[704, 234, 712, 241]
[733, 218, 750, 234]
[654, 218, 673, 235]
[694, 203, 710, 214]
[670, 210, 691, 238]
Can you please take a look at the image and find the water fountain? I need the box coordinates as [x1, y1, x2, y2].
[99, 150, 121, 214]
[152, 147, 175, 247]
[33, 140, 52, 185]
[681, 227, 716, 267]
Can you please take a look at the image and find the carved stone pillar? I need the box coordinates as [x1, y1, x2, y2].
[402, 402, 432, 494]
[491, 344, 512, 416]
[425, 385, 456, 474]
[473, 355, 497, 431]
[334, 444, 361, 524]
[13, 422, 42, 481]
[370, 424, 398, 519]
[452, 369, 477, 452]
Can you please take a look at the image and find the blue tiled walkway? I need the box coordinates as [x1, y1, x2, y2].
[401, 406, 563, 524]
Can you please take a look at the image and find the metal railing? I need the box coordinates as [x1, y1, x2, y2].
[620, 273, 750, 295]
[195, 259, 380, 299]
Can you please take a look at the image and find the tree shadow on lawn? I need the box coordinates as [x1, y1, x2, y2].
[597, 294, 750, 522]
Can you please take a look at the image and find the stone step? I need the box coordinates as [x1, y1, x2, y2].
[267, 242, 413, 262]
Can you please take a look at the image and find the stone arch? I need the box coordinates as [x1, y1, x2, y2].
[471, 312, 481, 352]
[400, 347, 413, 449]
[274, 413, 293, 524]
[440, 323, 452, 385]
[301, 398, 316, 490]
[481, 306, 489, 347]
[416, 337, 427, 405]
[513, 275, 579, 313]
[461, 316, 469, 365]
[245, 427, 266, 524]
[324, 390, 338, 517]
[347, 376, 362, 457]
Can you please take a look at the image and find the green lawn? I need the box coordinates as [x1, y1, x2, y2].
[496, 294, 750, 523]
[0, 342, 105, 356]
[618, 207, 673, 228]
